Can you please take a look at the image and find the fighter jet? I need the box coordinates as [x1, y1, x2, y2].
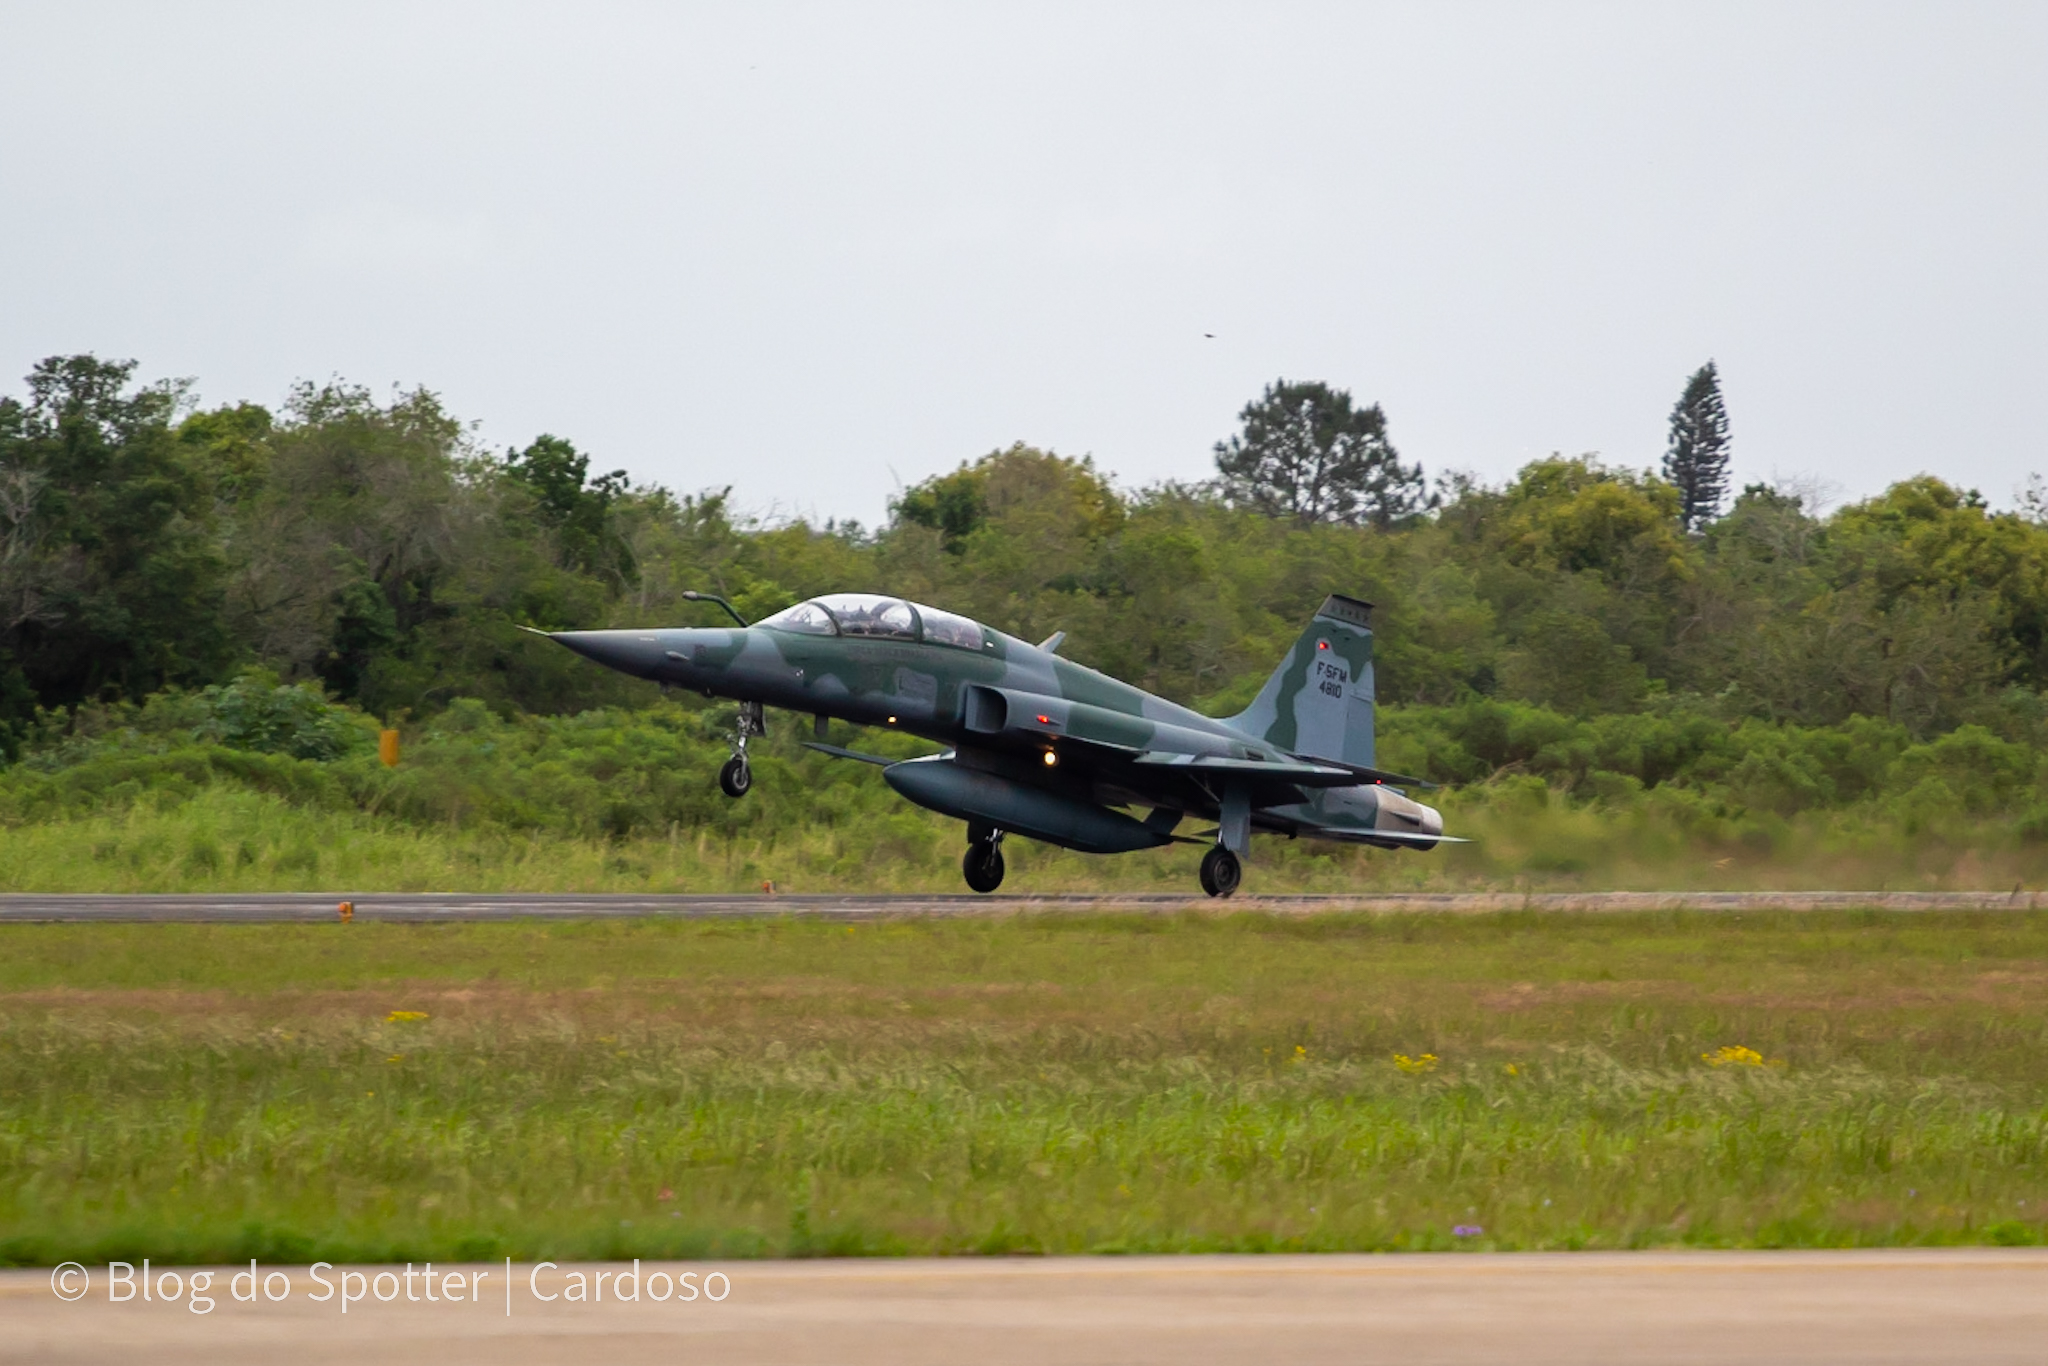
[540, 591, 1453, 896]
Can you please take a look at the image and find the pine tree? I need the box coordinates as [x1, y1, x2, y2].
[1663, 361, 1731, 532]
[1213, 379, 1426, 528]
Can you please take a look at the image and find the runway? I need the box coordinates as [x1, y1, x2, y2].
[8, 1250, 2048, 1365]
[0, 889, 2040, 922]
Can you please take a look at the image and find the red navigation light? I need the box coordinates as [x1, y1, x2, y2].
[1317, 641, 1329, 650]
[1036, 714, 1050, 724]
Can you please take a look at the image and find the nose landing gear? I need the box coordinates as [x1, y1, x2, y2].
[718, 701, 765, 799]
[962, 822, 1006, 893]
[718, 755, 752, 798]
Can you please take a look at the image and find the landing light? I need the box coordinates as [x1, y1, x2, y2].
[1042, 750, 1058, 767]
[887, 716, 897, 723]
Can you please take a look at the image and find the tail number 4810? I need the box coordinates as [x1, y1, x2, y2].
[1314, 657, 1349, 698]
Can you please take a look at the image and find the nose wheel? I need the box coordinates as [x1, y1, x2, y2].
[718, 701, 765, 800]
[718, 755, 752, 798]
[963, 829, 1006, 893]
[1199, 845, 1242, 898]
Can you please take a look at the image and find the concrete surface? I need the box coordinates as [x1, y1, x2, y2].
[7, 1250, 2048, 1365]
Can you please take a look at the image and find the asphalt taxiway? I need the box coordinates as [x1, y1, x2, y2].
[0, 889, 2039, 922]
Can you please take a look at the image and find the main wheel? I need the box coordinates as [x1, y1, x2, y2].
[1198, 845, 1242, 898]
[718, 755, 752, 799]
[962, 841, 1005, 894]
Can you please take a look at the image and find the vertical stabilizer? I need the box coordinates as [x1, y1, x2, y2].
[1226, 594, 1376, 767]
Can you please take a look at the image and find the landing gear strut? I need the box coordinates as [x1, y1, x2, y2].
[718, 701, 765, 799]
[1201, 781, 1249, 898]
[1199, 845, 1242, 898]
[963, 823, 1006, 894]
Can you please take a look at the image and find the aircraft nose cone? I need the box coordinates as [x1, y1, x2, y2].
[545, 629, 668, 680]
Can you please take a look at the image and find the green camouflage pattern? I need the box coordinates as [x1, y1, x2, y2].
[546, 590, 1446, 868]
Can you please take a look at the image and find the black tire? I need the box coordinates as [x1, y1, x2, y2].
[962, 841, 1005, 894]
[718, 755, 752, 799]
[1198, 845, 1242, 898]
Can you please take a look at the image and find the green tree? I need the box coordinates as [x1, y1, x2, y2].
[1459, 457, 1692, 699]
[18, 349, 2048, 766]
[1213, 380, 1426, 529]
[892, 463, 990, 553]
[1498, 610, 1649, 715]
[1663, 361, 1731, 532]
[0, 356, 237, 727]
[505, 435, 635, 585]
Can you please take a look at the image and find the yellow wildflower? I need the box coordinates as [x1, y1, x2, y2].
[385, 1010, 429, 1024]
[1703, 1044, 1765, 1068]
[1393, 1053, 1440, 1075]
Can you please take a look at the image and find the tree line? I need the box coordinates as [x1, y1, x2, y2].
[2, 352, 2039, 766]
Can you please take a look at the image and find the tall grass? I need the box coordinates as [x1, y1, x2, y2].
[7, 683, 2048, 893]
[1, 782, 2044, 894]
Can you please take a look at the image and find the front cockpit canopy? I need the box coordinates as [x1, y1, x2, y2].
[817, 594, 917, 638]
[756, 600, 835, 635]
[757, 594, 987, 650]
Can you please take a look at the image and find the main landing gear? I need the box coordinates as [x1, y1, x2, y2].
[718, 701, 765, 799]
[963, 821, 1006, 894]
[1199, 845, 1242, 899]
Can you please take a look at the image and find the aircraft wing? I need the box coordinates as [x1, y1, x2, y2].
[801, 741, 896, 766]
[807, 730, 1435, 822]
[806, 736, 1369, 791]
[1299, 826, 1469, 845]
[1295, 757, 1438, 790]
[1130, 752, 1362, 788]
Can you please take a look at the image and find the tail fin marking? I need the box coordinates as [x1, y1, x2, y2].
[1226, 594, 1377, 768]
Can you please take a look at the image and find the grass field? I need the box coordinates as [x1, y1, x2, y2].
[5, 910, 2048, 1264]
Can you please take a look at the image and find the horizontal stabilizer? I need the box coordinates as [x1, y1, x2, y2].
[1037, 630, 1067, 654]
[802, 742, 895, 766]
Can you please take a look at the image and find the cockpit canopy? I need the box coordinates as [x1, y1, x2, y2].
[757, 594, 988, 650]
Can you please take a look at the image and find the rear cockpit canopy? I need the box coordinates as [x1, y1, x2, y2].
[757, 595, 988, 650]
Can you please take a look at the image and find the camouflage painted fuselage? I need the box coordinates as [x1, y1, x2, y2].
[548, 593, 1444, 855]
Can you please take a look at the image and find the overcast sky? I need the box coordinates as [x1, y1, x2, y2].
[3, 2, 2043, 525]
